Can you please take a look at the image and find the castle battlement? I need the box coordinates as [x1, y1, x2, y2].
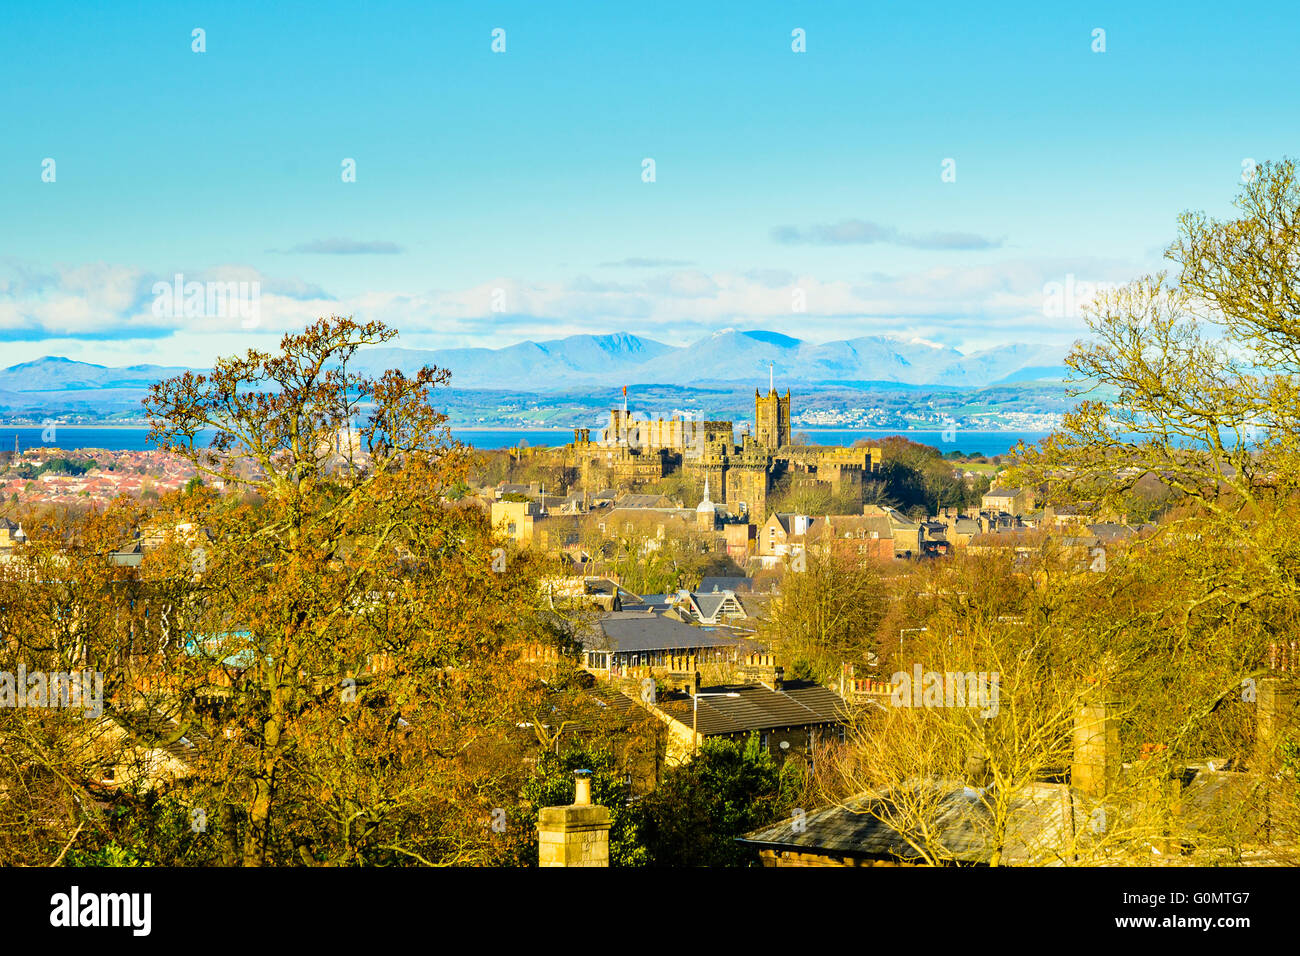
[566, 376, 881, 520]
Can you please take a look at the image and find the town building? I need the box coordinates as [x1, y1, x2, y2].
[981, 486, 1035, 516]
[646, 658, 849, 765]
[576, 610, 755, 678]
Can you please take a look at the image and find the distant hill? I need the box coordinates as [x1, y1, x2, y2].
[0, 333, 1070, 417]
[343, 330, 1069, 390]
[344, 332, 675, 388]
[0, 357, 193, 393]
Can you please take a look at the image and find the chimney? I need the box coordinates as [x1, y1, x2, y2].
[1254, 676, 1300, 839]
[965, 748, 990, 788]
[537, 770, 611, 867]
[666, 671, 701, 695]
[736, 654, 783, 691]
[1254, 676, 1299, 772]
[1071, 697, 1122, 798]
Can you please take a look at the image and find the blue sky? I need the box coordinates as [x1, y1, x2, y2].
[2, 0, 1297, 368]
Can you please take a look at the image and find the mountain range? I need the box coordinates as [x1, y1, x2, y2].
[0, 332, 1069, 416]
[0, 356, 193, 393]
[346, 330, 1069, 390]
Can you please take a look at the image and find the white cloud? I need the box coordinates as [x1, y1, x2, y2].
[0, 254, 1150, 366]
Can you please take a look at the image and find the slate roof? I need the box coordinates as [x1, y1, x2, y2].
[1173, 767, 1263, 841]
[741, 779, 1093, 865]
[769, 512, 819, 535]
[656, 681, 848, 736]
[859, 515, 894, 539]
[737, 592, 775, 618]
[691, 591, 736, 622]
[810, 514, 893, 539]
[603, 506, 695, 524]
[114, 709, 211, 765]
[580, 611, 746, 654]
[1087, 523, 1135, 543]
[699, 576, 755, 593]
[876, 506, 920, 531]
[109, 541, 144, 567]
[617, 493, 675, 509]
[968, 530, 1038, 548]
[586, 684, 654, 725]
[626, 593, 675, 611]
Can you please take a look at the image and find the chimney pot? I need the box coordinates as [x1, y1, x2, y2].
[573, 770, 592, 806]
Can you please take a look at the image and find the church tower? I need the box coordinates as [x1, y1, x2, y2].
[754, 364, 791, 450]
[696, 478, 718, 531]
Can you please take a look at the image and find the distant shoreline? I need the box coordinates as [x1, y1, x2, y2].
[0, 424, 1045, 433]
[452, 426, 571, 432]
[0, 423, 153, 430]
[0, 423, 1053, 457]
[1, 426, 574, 434]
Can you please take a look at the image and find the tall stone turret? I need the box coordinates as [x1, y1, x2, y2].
[755, 380, 791, 451]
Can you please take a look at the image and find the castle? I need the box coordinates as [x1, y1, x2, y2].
[568, 376, 881, 520]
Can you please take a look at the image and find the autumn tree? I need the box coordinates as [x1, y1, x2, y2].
[0, 502, 158, 865]
[109, 315, 555, 865]
[759, 548, 888, 683]
[820, 536, 1274, 865]
[633, 733, 803, 867]
[1006, 159, 1300, 841]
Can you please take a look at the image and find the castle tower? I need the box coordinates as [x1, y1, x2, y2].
[754, 372, 791, 451]
[607, 407, 628, 445]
